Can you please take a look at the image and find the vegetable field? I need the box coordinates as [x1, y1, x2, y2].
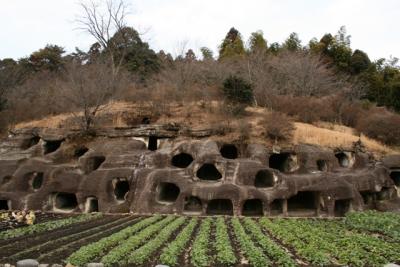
[0, 211, 399, 266]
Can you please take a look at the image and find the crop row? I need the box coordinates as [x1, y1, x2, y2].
[214, 217, 237, 266]
[190, 217, 212, 267]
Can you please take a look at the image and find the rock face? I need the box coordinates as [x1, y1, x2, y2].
[0, 125, 399, 217]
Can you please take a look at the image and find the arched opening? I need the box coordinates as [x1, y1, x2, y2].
[74, 146, 89, 158]
[206, 199, 233, 215]
[390, 171, 400, 186]
[269, 153, 297, 173]
[21, 136, 40, 150]
[1, 175, 12, 185]
[242, 199, 263, 216]
[157, 182, 180, 203]
[254, 170, 274, 187]
[184, 196, 202, 213]
[44, 140, 63, 154]
[220, 144, 238, 159]
[317, 160, 328, 172]
[85, 156, 105, 173]
[54, 193, 78, 211]
[113, 179, 130, 201]
[85, 196, 99, 213]
[148, 136, 158, 151]
[287, 191, 316, 214]
[171, 153, 194, 168]
[141, 117, 151, 124]
[334, 199, 351, 216]
[270, 199, 283, 215]
[335, 152, 350, 167]
[0, 200, 9, 210]
[196, 164, 222, 181]
[31, 172, 44, 190]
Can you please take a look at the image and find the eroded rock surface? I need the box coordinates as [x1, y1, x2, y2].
[0, 125, 399, 216]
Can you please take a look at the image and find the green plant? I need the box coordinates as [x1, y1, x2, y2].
[190, 217, 212, 267]
[223, 75, 253, 104]
[214, 217, 237, 265]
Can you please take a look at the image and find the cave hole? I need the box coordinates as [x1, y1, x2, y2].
[171, 153, 194, 168]
[269, 153, 297, 172]
[287, 191, 316, 213]
[390, 171, 400, 186]
[361, 191, 375, 205]
[114, 179, 130, 201]
[270, 199, 283, 215]
[44, 140, 63, 154]
[335, 152, 350, 167]
[196, 164, 222, 181]
[31, 172, 44, 190]
[141, 117, 151, 124]
[0, 200, 9, 210]
[184, 196, 202, 212]
[21, 136, 40, 150]
[1, 176, 12, 185]
[74, 146, 89, 158]
[85, 196, 99, 213]
[206, 199, 233, 215]
[334, 199, 351, 216]
[242, 199, 263, 216]
[148, 136, 158, 151]
[86, 156, 105, 173]
[157, 182, 180, 203]
[220, 144, 238, 159]
[254, 169, 274, 187]
[54, 193, 78, 210]
[317, 160, 328, 172]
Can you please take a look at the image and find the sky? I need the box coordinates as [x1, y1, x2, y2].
[1, 0, 399, 61]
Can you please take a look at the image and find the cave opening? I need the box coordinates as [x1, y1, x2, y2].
[21, 136, 40, 150]
[220, 144, 238, 159]
[269, 153, 297, 172]
[54, 193, 78, 211]
[31, 172, 44, 190]
[148, 136, 158, 151]
[157, 182, 180, 203]
[74, 146, 89, 158]
[85, 197, 99, 213]
[196, 164, 222, 181]
[335, 152, 350, 167]
[1, 176, 12, 185]
[206, 199, 233, 215]
[242, 199, 263, 216]
[44, 140, 63, 154]
[86, 156, 106, 173]
[114, 179, 130, 201]
[317, 160, 328, 172]
[141, 117, 151, 124]
[0, 200, 9, 210]
[390, 171, 400, 186]
[171, 153, 194, 168]
[270, 199, 283, 215]
[334, 199, 351, 216]
[254, 169, 274, 188]
[184, 196, 202, 212]
[287, 191, 316, 213]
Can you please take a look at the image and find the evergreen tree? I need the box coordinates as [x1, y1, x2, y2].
[218, 27, 246, 60]
[248, 30, 267, 53]
[283, 32, 302, 51]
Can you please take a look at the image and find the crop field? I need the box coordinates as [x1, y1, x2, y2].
[0, 211, 399, 266]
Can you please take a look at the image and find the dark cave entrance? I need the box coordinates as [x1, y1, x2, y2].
[114, 179, 130, 201]
[74, 146, 89, 158]
[86, 197, 99, 213]
[361, 191, 375, 206]
[317, 160, 328, 172]
[171, 153, 194, 168]
[86, 156, 105, 173]
[0, 200, 9, 210]
[269, 153, 295, 172]
[184, 196, 202, 213]
[390, 171, 400, 186]
[157, 182, 180, 203]
[21, 136, 40, 150]
[44, 140, 63, 154]
[206, 199, 233, 215]
[254, 170, 274, 188]
[220, 144, 238, 159]
[141, 117, 151, 124]
[335, 152, 350, 167]
[242, 199, 263, 216]
[287, 191, 316, 214]
[55, 193, 78, 211]
[31, 172, 44, 190]
[1, 176, 12, 185]
[196, 164, 222, 181]
[270, 199, 283, 215]
[334, 199, 351, 216]
[148, 136, 158, 151]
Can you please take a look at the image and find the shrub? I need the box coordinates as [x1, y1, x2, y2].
[356, 112, 400, 145]
[264, 112, 295, 141]
[222, 75, 253, 104]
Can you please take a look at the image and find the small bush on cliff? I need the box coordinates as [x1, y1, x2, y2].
[264, 112, 295, 142]
[356, 112, 400, 145]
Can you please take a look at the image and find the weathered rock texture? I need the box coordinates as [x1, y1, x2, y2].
[0, 125, 399, 216]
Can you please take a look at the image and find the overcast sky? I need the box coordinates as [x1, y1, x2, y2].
[1, 0, 399, 61]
